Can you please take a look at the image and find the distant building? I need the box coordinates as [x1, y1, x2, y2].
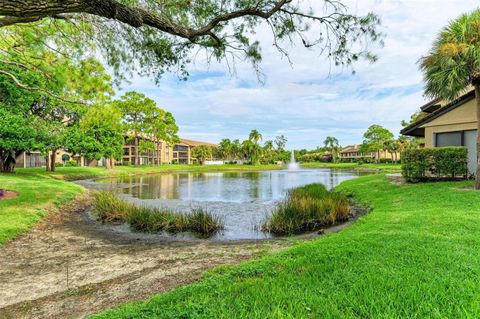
[339, 145, 374, 162]
[339, 144, 400, 162]
[15, 135, 216, 168]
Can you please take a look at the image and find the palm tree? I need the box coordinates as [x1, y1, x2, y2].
[420, 9, 480, 188]
[324, 136, 339, 163]
[249, 129, 263, 145]
[218, 138, 232, 161]
[263, 140, 275, 163]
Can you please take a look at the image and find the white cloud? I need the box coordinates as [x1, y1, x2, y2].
[120, 0, 479, 149]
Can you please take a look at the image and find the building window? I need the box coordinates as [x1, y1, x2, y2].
[435, 131, 463, 147]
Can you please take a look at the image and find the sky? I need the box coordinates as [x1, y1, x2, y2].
[120, 0, 478, 150]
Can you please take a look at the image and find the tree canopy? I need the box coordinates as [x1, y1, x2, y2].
[0, 1, 382, 96]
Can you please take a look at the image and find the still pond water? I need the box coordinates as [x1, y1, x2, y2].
[91, 168, 370, 240]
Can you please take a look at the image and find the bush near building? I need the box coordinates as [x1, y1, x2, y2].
[401, 147, 468, 183]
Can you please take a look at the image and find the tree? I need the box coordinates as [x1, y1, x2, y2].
[249, 130, 263, 145]
[420, 9, 480, 188]
[0, 1, 382, 97]
[324, 136, 340, 163]
[263, 140, 275, 164]
[383, 139, 400, 163]
[66, 104, 124, 169]
[0, 107, 36, 172]
[115, 91, 179, 166]
[242, 140, 262, 165]
[218, 138, 233, 162]
[191, 145, 213, 165]
[362, 125, 394, 163]
[274, 135, 287, 151]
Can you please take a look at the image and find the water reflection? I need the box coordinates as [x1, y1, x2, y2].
[95, 168, 370, 240]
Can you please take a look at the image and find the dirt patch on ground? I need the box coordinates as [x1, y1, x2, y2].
[0, 190, 18, 200]
[0, 192, 363, 319]
[0, 195, 290, 319]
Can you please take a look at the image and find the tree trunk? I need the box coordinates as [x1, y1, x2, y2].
[135, 137, 140, 166]
[105, 158, 111, 169]
[50, 150, 56, 172]
[45, 155, 50, 171]
[475, 85, 480, 189]
[0, 150, 16, 173]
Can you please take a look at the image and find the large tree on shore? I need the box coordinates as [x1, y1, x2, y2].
[0, 1, 382, 96]
[115, 91, 179, 166]
[420, 9, 480, 189]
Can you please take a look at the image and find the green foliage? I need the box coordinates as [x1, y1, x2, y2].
[420, 9, 480, 100]
[401, 147, 468, 182]
[0, 106, 36, 172]
[67, 104, 124, 163]
[115, 91, 179, 155]
[262, 184, 351, 235]
[92, 192, 224, 236]
[323, 136, 340, 163]
[191, 145, 215, 165]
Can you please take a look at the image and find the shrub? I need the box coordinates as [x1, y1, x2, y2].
[92, 192, 224, 236]
[64, 160, 80, 167]
[401, 147, 468, 183]
[262, 184, 351, 235]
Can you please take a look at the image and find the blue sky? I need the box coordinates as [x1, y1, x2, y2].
[121, 0, 478, 150]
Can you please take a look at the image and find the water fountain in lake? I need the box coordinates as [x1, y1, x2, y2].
[287, 150, 300, 170]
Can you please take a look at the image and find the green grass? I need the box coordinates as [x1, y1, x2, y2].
[0, 174, 84, 245]
[301, 162, 401, 173]
[93, 192, 224, 236]
[91, 174, 480, 318]
[262, 184, 351, 235]
[17, 164, 284, 181]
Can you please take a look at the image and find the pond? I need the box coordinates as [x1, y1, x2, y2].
[85, 168, 371, 240]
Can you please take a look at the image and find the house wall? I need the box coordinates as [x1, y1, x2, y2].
[422, 98, 477, 147]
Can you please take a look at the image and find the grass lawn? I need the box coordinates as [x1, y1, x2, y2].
[91, 174, 480, 318]
[301, 162, 401, 172]
[0, 174, 84, 245]
[17, 163, 284, 181]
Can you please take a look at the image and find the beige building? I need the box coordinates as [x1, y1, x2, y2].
[339, 144, 400, 162]
[16, 136, 216, 168]
[401, 89, 477, 173]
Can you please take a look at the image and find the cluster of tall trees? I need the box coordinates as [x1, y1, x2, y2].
[294, 127, 422, 164]
[0, 25, 178, 173]
[192, 130, 289, 165]
[361, 125, 419, 163]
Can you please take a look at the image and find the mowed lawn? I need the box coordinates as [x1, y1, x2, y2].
[301, 162, 402, 172]
[0, 174, 84, 245]
[92, 174, 480, 318]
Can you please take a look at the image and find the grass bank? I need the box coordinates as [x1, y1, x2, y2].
[301, 162, 401, 172]
[92, 174, 480, 318]
[93, 192, 224, 236]
[0, 174, 83, 245]
[262, 183, 351, 235]
[17, 164, 284, 181]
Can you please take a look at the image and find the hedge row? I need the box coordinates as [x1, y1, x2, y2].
[401, 147, 469, 183]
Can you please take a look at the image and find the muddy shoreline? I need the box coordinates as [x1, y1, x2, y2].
[0, 191, 366, 319]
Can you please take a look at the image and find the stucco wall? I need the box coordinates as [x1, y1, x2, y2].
[421, 98, 477, 147]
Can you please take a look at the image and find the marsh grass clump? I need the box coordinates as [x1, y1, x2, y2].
[92, 191, 134, 223]
[92, 192, 224, 236]
[262, 183, 351, 235]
